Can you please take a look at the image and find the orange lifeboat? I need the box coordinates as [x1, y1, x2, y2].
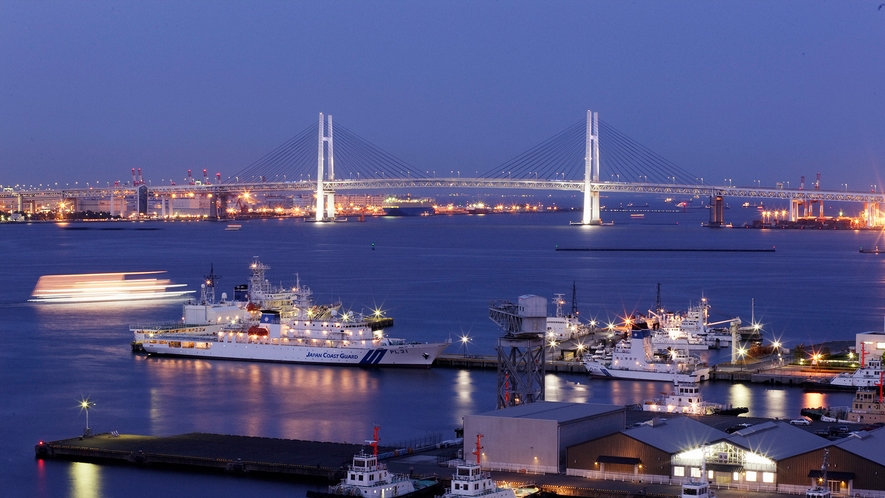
[248, 326, 269, 337]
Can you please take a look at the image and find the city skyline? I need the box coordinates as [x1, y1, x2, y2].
[2, 1, 883, 190]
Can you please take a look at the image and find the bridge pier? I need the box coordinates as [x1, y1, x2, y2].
[709, 195, 724, 227]
[209, 190, 218, 219]
[790, 199, 801, 222]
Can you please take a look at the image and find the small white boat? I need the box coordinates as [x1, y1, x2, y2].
[643, 380, 747, 416]
[830, 357, 884, 388]
[442, 435, 536, 498]
[308, 427, 440, 498]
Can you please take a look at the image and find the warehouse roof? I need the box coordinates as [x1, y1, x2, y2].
[724, 421, 829, 460]
[472, 402, 625, 424]
[622, 416, 727, 453]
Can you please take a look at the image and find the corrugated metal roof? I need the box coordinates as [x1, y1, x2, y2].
[834, 426, 885, 465]
[623, 416, 728, 453]
[472, 401, 624, 423]
[724, 421, 829, 460]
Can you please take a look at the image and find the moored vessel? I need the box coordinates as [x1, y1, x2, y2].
[583, 330, 710, 382]
[131, 258, 451, 367]
[830, 357, 884, 388]
[643, 379, 747, 416]
[307, 427, 441, 498]
[442, 435, 536, 498]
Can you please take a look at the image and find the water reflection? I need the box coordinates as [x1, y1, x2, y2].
[69, 462, 101, 498]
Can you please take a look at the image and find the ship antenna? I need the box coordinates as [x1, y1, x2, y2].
[571, 281, 578, 316]
[655, 283, 662, 313]
[203, 264, 220, 304]
[473, 434, 483, 466]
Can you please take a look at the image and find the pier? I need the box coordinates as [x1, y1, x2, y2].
[35, 432, 367, 480]
[435, 353, 852, 384]
[434, 354, 587, 373]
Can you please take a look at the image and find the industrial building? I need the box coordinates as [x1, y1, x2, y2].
[565, 416, 885, 497]
[462, 401, 626, 474]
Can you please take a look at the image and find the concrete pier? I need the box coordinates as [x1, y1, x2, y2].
[35, 432, 377, 480]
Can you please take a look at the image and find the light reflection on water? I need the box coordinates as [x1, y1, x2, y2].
[69, 462, 101, 498]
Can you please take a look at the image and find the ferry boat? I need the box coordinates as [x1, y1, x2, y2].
[643, 380, 747, 416]
[307, 427, 441, 498]
[443, 435, 536, 498]
[30, 271, 192, 303]
[583, 330, 710, 382]
[131, 259, 451, 367]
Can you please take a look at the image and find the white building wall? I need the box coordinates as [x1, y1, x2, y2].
[857, 332, 885, 366]
[464, 416, 559, 474]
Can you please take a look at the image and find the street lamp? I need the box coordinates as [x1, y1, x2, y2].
[738, 347, 747, 372]
[79, 397, 94, 436]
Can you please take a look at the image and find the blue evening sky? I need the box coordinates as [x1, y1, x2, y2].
[1, 1, 883, 190]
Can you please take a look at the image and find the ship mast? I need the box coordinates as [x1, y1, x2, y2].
[473, 434, 483, 465]
[202, 264, 220, 305]
[367, 425, 380, 457]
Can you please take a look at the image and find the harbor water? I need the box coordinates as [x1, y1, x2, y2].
[2, 208, 883, 497]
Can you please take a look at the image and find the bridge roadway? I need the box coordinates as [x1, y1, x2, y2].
[4, 179, 885, 204]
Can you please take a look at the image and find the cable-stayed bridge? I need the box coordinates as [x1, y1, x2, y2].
[4, 111, 883, 225]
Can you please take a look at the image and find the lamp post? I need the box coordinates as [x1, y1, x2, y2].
[738, 347, 747, 372]
[80, 398, 94, 436]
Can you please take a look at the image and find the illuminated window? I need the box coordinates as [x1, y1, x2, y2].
[763, 472, 774, 483]
[733, 472, 740, 481]
[674, 466, 685, 477]
[746, 471, 757, 482]
[708, 470, 714, 479]
[691, 468, 701, 478]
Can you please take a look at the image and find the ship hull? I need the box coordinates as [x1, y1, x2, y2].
[141, 340, 450, 367]
[584, 362, 710, 382]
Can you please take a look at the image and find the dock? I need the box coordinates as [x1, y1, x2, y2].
[35, 432, 378, 480]
[436, 353, 850, 385]
[434, 354, 587, 373]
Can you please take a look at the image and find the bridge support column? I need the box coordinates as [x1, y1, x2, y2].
[580, 110, 601, 225]
[325, 192, 335, 219]
[209, 190, 218, 219]
[709, 196, 724, 227]
[316, 113, 326, 221]
[790, 199, 801, 222]
[16, 194, 22, 213]
[109, 194, 114, 218]
[315, 113, 336, 221]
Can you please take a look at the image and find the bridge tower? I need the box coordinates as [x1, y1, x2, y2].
[489, 295, 546, 408]
[315, 113, 337, 221]
[580, 110, 601, 225]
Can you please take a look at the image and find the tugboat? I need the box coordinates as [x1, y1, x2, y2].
[443, 435, 536, 498]
[307, 426, 440, 498]
[643, 379, 748, 416]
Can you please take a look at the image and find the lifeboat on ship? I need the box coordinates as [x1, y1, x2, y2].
[248, 326, 269, 337]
